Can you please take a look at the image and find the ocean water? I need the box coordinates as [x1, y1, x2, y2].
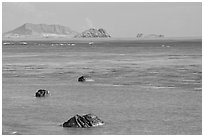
[2, 40, 202, 135]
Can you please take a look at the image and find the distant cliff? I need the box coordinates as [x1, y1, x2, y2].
[3, 23, 78, 38]
[137, 33, 164, 38]
[75, 28, 111, 38]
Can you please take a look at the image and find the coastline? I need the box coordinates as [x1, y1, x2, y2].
[2, 36, 202, 43]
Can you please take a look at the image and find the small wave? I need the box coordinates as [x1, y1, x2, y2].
[150, 86, 175, 89]
[161, 45, 170, 48]
[93, 83, 124, 87]
[112, 84, 123, 87]
[194, 88, 202, 91]
[149, 71, 159, 74]
[94, 83, 113, 86]
[177, 68, 188, 71]
[3, 131, 22, 135]
[182, 82, 200, 85]
[182, 79, 196, 82]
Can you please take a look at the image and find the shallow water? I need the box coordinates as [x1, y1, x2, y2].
[2, 40, 202, 134]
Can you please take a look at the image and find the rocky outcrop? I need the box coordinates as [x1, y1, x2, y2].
[35, 89, 50, 97]
[63, 114, 105, 128]
[3, 23, 78, 38]
[75, 28, 111, 38]
[137, 33, 164, 38]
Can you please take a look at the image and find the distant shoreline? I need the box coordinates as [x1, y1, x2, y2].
[2, 37, 202, 43]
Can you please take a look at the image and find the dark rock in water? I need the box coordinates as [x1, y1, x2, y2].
[63, 114, 104, 128]
[78, 75, 92, 82]
[78, 76, 86, 82]
[35, 89, 49, 97]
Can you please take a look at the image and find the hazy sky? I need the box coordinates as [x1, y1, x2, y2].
[2, 2, 202, 37]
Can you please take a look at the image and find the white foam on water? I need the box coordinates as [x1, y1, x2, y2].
[11, 131, 19, 135]
[85, 79, 95, 82]
[161, 45, 170, 48]
[92, 122, 104, 127]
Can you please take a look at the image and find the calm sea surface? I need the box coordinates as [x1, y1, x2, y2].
[2, 40, 202, 135]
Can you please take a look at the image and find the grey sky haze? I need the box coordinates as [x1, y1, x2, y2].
[2, 2, 202, 37]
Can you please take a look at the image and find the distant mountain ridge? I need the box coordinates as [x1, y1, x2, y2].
[75, 28, 111, 38]
[3, 23, 78, 38]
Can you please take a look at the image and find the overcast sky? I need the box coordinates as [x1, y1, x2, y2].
[2, 2, 202, 37]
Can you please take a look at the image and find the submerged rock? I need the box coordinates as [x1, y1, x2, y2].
[63, 114, 104, 128]
[35, 89, 50, 97]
